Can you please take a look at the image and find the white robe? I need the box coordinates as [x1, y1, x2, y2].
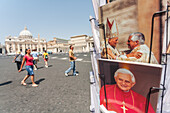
[127, 44, 158, 64]
[107, 44, 120, 59]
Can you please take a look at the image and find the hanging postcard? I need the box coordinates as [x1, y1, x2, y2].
[98, 59, 162, 113]
[98, 0, 162, 64]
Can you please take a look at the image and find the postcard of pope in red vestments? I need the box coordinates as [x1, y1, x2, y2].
[98, 59, 162, 113]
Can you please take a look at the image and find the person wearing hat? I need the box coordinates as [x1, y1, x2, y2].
[101, 18, 120, 59]
[101, 36, 120, 59]
[31, 49, 39, 70]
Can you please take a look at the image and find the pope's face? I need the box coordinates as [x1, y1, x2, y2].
[126, 36, 136, 50]
[115, 72, 135, 92]
[108, 37, 118, 47]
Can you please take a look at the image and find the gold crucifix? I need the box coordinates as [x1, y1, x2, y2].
[121, 101, 128, 113]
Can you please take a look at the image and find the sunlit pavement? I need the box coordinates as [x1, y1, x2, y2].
[0, 53, 92, 113]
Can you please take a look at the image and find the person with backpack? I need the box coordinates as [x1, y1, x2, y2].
[13, 51, 23, 70]
[43, 50, 49, 68]
[31, 49, 39, 70]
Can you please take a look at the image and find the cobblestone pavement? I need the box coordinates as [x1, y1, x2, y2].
[0, 53, 92, 113]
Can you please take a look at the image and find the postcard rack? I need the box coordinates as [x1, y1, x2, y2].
[98, 23, 109, 109]
[97, 4, 169, 113]
[147, 4, 170, 113]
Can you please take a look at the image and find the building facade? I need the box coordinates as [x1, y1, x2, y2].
[68, 35, 94, 53]
[0, 43, 5, 54]
[47, 35, 94, 53]
[5, 27, 47, 54]
[47, 37, 69, 53]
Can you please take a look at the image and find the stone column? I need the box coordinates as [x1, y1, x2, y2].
[83, 47, 84, 52]
[12, 43, 15, 53]
[44, 43, 47, 50]
[6, 43, 10, 53]
[30, 44, 32, 50]
[33, 44, 35, 50]
[86, 42, 89, 52]
[40, 44, 43, 52]
[27, 44, 29, 49]
[17, 44, 20, 52]
[38, 34, 40, 52]
[90, 42, 92, 48]
[37, 44, 39, 52]
[22, 44, 25, 53]
[54, 48, 57, 53]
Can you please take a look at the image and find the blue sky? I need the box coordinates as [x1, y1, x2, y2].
[0, 0, 95, 44]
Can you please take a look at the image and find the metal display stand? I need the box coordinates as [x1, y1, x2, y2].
[98, 23, 109, 109]
[98, 5, 170, 113]
[90, 1, 169, 113]
[147, 4, 169, 113]
[99, 24, 108, 59]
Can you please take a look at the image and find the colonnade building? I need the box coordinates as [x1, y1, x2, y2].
[5, 27, 93, 54]
[5, 27, 47, 54]
[47, 35, 94, 53]
[69, 35, 94, 53]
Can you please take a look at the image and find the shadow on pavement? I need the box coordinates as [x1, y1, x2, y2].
[27, 78, 45, 85]
[35, 78, 45, 84]
[67, 74, 79, 77]
[37, 66, 44, 70]
[48, 65, 53, 67]
[0, 81, 12, 86]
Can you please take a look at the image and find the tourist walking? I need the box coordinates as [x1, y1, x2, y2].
[65, 45, 78, 76]
[31, 49, 39, 70]
[43, 50, 49, 68]
[18, 48, 38, 87]
[13, 51, 23, 70]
